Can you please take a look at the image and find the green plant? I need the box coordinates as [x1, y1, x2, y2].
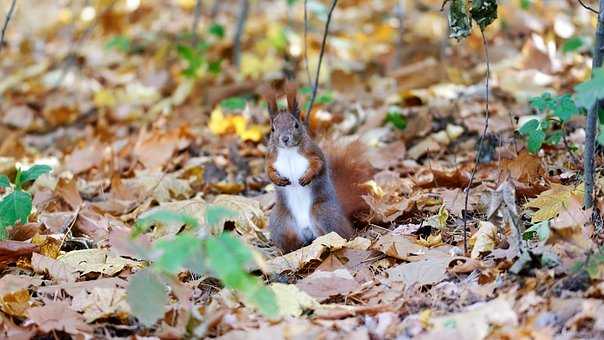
[176, 23, 225, 78]
[518, 68, 604, 154]
[0, 165, 52, 239]
[127, 208, 278, 327]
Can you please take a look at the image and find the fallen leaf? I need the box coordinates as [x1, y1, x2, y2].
[27, 301, 92, 334]
[71, 287, 130, 322]
[470, 221, 498, 259]
[31, 253, 78, 283]
[385, 256, 449, 287]
[270, 283, 319, 317]
[267, 232, 347, 274]
[296, 269, 361, 301]
[58, 248, 142, 275]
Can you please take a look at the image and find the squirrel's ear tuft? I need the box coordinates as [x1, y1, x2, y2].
[258, 84, 278, 119]
[284, 81, 300, 119]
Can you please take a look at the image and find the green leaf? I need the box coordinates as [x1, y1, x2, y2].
[205, 233, 278, 316]
[386, 111, 407, 130]
[598, 127, 604, 145]
[127, 269, 168, 327]
[518, 118, 540, 136]
[529, 92, 555, 112]
[448, 0, 472, 40]
[520, 0, 532, 10]
[574, 68, 604, 110]
[220, 97, 247, 111]
[523, 221, 550, 241]
[154, 235, 204, 274]
[553, 94, 578, 122]
[562, 36, 584, 53]
[0, 175, 9, 188]
[470, 0, 498, 30]
[106, 35, 131, 53]
[133, 210, 199, 238]
[208, 23, 225, 38]
[208, 60, 222, 74]
[205, 205, 237, 230]
[177, 44, 195, 62]
[545, 131, 563, 145]
[598, 107, 604, 123]
[19, 165, 52, 186]
[316, 91, 334, 105]
[527, 129, 545, 154]
[0, 190, 32, 233]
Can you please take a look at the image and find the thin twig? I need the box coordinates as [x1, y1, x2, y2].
[578, 0, 600, 14]
[393, 0, 405, 69]
[233, 0, 250, 69]
[306, 0, 337, 122]
[462, 28, 491, 255]
[562, 126, 579, 165]
[0, 0, 17, 54]
[191, 0, 202, 45]
[303, 0, 312, 86]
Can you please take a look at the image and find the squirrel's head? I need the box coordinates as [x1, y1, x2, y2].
[261, 82, 306, 148]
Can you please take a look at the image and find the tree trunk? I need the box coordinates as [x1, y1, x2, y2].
[584, 0, 604, 209]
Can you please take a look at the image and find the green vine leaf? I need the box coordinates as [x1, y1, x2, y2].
[205, 233, 278, 317]
[0, 175, 9, 188]
[18, 165, 52, 187]
[470, 0, 498, 30]
[0, 190, 33, 238]
[574, 68, 604, 110]
[448, 0, 472, 40]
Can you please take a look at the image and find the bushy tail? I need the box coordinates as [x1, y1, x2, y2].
[322, 139, 374, 218]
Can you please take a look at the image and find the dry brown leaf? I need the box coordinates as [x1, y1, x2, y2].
[266, 232, 347, 274]
[27, 301, 92, 334]
[65, 141, 104, 174]
[296, 269, 361, 301]
[58, 248, 142, 276]
[470, 221, 498, 259]
[384, 256, 449, 287]
[71, 287, 130, 322]
[31, 253, 78, 283]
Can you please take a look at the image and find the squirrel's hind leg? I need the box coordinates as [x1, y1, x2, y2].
[269, 207, 311, 253]
[312, 201, 354, 239]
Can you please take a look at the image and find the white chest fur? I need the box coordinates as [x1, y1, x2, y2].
[274, 147, 314, 235]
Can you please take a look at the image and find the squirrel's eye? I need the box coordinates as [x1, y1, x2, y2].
[271, 126, 275, 132]
[294, 122, 299, 129]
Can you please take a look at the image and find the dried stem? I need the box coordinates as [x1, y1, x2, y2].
[233, 0, 250, 69]
[306, 0, 337, 122]
[463, 28, 491, 255]
[393, 0, 405, 69]
[191, 0, 202, 45]
[584, 0, 604, 209]
[0, 0, 17, 54]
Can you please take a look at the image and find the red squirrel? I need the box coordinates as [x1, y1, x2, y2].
[262, 83, 373, 253]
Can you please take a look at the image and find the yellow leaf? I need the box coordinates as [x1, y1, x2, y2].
[416, 233, 444, 248]
[270, 283, 319, 317]
[208, 108, 230, 135]
[525, 183, 575, 223]
[94, 89, 116, 108]
[0, 289, 30, 317]
[239, 124, 269, 142]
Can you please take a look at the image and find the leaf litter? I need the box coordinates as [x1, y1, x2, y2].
[0, 0, 603, 338]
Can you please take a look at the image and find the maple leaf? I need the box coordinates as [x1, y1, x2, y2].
[524, 183, 585, 223]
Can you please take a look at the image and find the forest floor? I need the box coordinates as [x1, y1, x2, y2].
[1, 0, 604, 339]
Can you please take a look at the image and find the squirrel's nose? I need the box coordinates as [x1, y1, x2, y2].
[281, 136, 290, 144]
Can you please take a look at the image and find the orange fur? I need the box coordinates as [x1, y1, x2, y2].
[322, 139, 374, 218]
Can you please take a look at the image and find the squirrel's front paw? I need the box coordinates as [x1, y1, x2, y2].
[298, 176, 312, 186]
[274, 176, 291, 186]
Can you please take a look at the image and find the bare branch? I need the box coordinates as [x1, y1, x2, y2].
[463, 28, 491, 255]
[306, 0, 337, 122]
[0, 0, 17, 54]
[233, 0, 250, 69]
